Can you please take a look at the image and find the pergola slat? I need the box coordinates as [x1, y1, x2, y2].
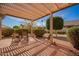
[16, 4, 45, 16]
[42, 3, 58, 12]
[28, 4, 47, 15]
[1, 4, 38, 19]
[0, 4, 37, 20]
[0, 3, 76, 21]
[34, 3, 76, 20]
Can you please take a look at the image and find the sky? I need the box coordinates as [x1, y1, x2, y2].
[2, 4, 79, 28]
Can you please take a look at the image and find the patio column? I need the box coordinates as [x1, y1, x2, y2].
[49, 13, 53, 43]
[30, 21, 33, 37]
[0, 14, 4, 40]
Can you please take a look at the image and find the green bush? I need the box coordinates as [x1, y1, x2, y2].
[2, 28, 13, 37]
[57, 31, 66, 34]
[33, 29, 46, 38]
[14, 29, 28, 35]
[67, 27, 79, 50]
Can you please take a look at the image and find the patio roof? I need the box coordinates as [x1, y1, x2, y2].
[0, 3, 76, 21]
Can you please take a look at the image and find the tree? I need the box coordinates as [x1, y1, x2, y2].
[13, 25, 20, 32]
[46, 16, 64, 37]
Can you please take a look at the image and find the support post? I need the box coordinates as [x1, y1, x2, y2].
[30, 21, 33, 37]
[49, 13, 53, 43]
[0, 14, 4, 40]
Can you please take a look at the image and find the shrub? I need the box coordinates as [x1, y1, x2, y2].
[2, 28, 13, 37]
[14, 29, 28, 35]
[57, 31, 66, 34]
[67, 27, 79, 50]
[33, 29, 46, 38]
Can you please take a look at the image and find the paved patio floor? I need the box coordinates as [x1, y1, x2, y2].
[0, 37, 36, 48]
[0, 37, 79, 56]
[0, 38, 12, 48]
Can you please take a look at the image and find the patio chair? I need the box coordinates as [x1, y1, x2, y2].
[19, 29, 29, 45]
[11, 33, 21, 46]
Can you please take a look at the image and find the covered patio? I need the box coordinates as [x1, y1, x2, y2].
[0, 3, 79, 56]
